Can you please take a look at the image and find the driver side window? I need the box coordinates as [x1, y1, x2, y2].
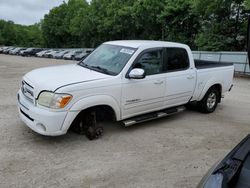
[134, 49, 163, 75]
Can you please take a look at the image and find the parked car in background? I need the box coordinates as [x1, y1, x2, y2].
[44, 50, 60, 58]
[0, 47, 8, 53]
[20, 48, 43, 56]
[18, 48, 27, 56]
[74, 51, 89, 61]
[9, 47, 19, 55]
[3, 47, 15, 54]
[63, 50, 83, 60]
[36, 49, 51, 57]
[197, 134, 250, 188]
[54, 50, 70, 59]
[10, 47, 26, 55]
[73, 49, 93, 61]
[8, 48, 17, 55]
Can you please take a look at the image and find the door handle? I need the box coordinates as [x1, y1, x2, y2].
[187, 75, 194, 79]
[154, 80, 164, 85]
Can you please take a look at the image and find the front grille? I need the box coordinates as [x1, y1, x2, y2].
[21, 80, 34, 103]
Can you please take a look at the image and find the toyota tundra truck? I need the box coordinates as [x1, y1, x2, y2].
[17, 40, 234, 139]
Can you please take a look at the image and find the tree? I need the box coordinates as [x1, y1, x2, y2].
[158, 0, 200, 49]
[0, 20, 43, 47]
[194, 0, 249, 51]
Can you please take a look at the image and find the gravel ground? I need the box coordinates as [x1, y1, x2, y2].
[0, 54, 250, 188]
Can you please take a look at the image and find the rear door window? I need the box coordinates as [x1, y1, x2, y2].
[165, 48, 189, 72]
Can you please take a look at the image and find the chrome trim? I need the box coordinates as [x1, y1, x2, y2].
[21, 80, 34, 103]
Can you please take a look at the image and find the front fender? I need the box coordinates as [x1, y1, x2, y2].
[60, 95, 120, 132]
[69, 95, 120, 120]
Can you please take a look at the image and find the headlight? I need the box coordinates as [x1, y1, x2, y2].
[37, 91, 72, 109]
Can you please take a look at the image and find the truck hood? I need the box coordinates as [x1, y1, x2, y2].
[23, 64, 111, 98]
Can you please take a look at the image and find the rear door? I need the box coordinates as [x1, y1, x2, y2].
[164, 48, 196, 108]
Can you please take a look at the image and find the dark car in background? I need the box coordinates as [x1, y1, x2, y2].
[20, 48, 43, 56]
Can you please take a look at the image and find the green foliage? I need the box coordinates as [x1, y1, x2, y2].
[0, 20, 43, 47]
[159, 0, 199, 49]
[193, 0, 249, 51]
[1, 0, 250, 51]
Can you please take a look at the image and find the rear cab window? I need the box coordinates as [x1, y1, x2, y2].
[164, 48, 190, 72]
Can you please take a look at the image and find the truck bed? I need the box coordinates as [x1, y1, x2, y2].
[194, 59, 233, 69]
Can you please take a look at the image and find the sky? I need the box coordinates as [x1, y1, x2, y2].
[0, 0, 66, 25]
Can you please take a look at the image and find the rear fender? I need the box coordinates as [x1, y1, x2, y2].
[198, 80, 222, 101]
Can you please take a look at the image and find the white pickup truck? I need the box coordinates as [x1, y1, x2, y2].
[17, 40, 234, 139]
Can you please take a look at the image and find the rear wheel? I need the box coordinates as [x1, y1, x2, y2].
[198, 87, 220, 113]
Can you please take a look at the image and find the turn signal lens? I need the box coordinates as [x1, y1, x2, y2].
[58, 95, 72, 108]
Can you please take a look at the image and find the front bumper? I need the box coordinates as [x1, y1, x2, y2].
[17, 90, 68, 136]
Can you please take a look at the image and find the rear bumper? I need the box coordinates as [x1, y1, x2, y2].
[17, 90, 68, 136]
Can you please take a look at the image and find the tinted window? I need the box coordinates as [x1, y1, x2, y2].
[134, 49, 163, 75]
[166, 48, 189, 71]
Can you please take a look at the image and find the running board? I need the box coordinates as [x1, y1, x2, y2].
[122, 106, 186, 127]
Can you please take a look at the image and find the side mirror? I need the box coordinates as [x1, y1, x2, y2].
[128, 68, 146, 79]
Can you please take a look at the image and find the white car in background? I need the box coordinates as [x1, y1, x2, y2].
[63, 50, 83, 60]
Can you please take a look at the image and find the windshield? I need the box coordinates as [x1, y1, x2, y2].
[79, 44, 136, 76]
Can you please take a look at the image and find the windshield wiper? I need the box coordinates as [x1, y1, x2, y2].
[90, 65, 115, 75]
[78, 62, 115, 75]
[78, 61, 91, 69]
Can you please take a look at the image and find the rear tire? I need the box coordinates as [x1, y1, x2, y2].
[198, 87, 220, 113]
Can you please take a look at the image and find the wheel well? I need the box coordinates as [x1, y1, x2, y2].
[210, 84, 222, 102]
[70, 105, 116, 130]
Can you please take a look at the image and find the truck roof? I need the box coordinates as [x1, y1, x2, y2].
[104, 40, 188, 49]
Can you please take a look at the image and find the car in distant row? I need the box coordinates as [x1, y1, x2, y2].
[0, 46, 43, 56]
[0, 46, 94, 61]
[35, 48, 93, 60]
[9, 47, 26, 55]
[54, 50, 69, 59]
[20, 48, 43, 56]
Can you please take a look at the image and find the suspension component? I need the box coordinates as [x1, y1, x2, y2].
[80, 111, 104, 140]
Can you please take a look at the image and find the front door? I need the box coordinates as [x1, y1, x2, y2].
[121, 48, 166, 119]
